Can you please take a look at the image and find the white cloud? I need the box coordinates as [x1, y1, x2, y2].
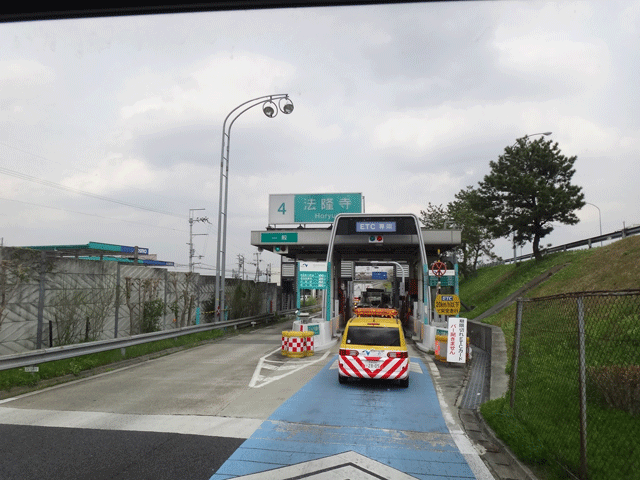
[118, 52, 297, 126]
[60, 156, 158, 195]
[120, 96, 166, 120]
[619, 2, 640, 35]
[494, 36, 610, 84]
[557, 116, 636, 155]
[1, 2, 639, 267]
[372, 110, 464, 151]
[370, 102, 552, 154]
[0, 59, 55, 85]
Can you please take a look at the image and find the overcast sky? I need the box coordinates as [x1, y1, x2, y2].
[1, 1, 639, 277]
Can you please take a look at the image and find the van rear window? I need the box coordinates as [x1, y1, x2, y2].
[346, 326, 401, 347]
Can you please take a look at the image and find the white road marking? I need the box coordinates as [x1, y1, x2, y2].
[231, 451, 417, 479]
[410, 361, 423, 373]
[425, 355, 495, 480]
[249, 349, 332, 389]
[0, 406, 262, 438]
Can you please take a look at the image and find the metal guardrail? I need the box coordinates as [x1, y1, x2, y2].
[503, 225, 640, 264]
[0, 307, 315, 372]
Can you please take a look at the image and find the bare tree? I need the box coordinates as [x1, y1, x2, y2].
[0, 247, 41, 331]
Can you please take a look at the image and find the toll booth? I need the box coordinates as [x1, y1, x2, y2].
[251, 212, 462, 350]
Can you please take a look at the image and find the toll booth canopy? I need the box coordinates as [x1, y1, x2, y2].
[251, 213, 462, 327]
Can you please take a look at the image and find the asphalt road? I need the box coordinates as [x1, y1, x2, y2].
[0, 321, 493, 480]
[0, 322, 334, 480]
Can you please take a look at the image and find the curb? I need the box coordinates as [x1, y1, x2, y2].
[469, 407, 540, 480]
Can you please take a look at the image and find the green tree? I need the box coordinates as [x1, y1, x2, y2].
[475, 136, 585, 261]
[420, 194, 497, 277]
[419, 202, 449, 229]
[449, 186, 498, 275]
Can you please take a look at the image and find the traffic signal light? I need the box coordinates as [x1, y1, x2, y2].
[274, 245, 288, 254]
[368, 235, 383, 243]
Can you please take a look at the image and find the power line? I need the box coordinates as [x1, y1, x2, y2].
[0, 164, 185, 219]
[0, 140, 194, 209]
[0, 196, 188, 233]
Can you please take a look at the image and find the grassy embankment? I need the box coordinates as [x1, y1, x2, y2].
[459, 235, 640, 480]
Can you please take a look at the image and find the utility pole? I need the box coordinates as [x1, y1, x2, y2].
[251, 251, 262, 282]
[236, 254, 245, 280]
[188, 209, 210, 273]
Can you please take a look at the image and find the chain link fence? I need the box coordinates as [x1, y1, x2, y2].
[510, 290, 640, 480]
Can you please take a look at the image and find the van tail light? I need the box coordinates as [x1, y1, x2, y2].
[387, 351, 408, 359]
[340, 349, 359, 357]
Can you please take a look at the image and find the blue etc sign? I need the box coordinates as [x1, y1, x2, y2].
[355, 221, 397, 233]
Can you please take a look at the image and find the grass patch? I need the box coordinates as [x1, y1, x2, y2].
[466, 236, 640, 480]
[461, 250, 582, 319]
[480, 397, 569, 480]
[0, 348, 123, 392]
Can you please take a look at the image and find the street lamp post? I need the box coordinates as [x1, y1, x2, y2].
[511, 131, 553, 264]
[585, 202, 602, 247]
[215, 94, 294, 321]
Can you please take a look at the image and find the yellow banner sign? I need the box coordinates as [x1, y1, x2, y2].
[434, 294, 461, 316]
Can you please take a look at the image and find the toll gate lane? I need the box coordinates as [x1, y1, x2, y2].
[211, 356, 493, 480]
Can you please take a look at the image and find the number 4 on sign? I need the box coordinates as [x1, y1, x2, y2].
[278, 203, 286, 215]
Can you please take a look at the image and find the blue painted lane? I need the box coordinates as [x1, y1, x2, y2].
[211, 357, 477, 479]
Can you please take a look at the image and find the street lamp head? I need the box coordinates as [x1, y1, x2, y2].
[524, 131, 553, 139]
[279, 97, 294, 114]
[263, 101, 277, 118]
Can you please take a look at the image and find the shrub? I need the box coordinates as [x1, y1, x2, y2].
[141, 299, 164, 333]
[587, 365, 640, 416]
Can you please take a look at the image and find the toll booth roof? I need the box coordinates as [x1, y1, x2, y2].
[251, 226, 462, 261]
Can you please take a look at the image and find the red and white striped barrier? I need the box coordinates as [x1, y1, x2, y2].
[281, 331, 315, 357]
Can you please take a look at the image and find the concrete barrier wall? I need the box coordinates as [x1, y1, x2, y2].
[467, 319, 510, 401]
[0, 249, 279, 356]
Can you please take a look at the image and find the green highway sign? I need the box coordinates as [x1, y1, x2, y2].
[429, 275, 456, 287]
[261, 232, 298, 243]
[299, 271, 328, 289]
[269, 193, 362, 224]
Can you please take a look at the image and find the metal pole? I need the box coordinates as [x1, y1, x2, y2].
[577, 296, 588, 479]
[215, 94, 293, 322]
[510, 297, 524, 410]
[188, 208, 207, 273]
[189, 212, 193, 272]
[370, 260, 406, 303]
[585, 202, 602, 247]
[36, 251, 46, 349]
